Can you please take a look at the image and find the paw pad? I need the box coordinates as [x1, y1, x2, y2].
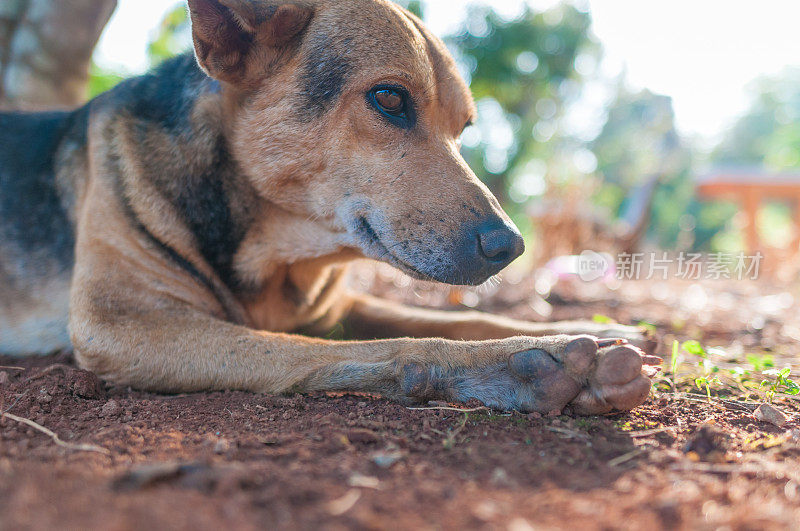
[508, 349, 557, 381]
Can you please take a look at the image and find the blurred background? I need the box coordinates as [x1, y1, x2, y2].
[2, 0, 800, 286]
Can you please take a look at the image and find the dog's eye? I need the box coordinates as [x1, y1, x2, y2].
[368, 85, 415, 128]
[374, 89, 405, 115]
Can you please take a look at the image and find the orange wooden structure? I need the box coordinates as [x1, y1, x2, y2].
[696, 168, 800, 253]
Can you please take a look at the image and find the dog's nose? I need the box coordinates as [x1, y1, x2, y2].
[436, 219, 526, 286]
[478, 225, 525, 265]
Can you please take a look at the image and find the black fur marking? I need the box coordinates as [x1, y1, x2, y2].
[100, 54, 253, 297]
[299, 33, 353, 118]
[173, 146, 248, 291]
[107, 148, 222, 306]
[101, 54, 209, 133]
[0, 108, 87, 273]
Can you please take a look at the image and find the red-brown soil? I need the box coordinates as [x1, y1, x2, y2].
[2, 264, 800, 530]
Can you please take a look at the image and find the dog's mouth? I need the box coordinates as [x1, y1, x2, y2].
[354, 216, 438, 282]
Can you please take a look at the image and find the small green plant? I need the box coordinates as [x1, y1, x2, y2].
[747, 353, 775, 372]
[695, 358, 722, 400]
[637, 320, 657, 335]
[681, 340, 721, 400]
[729, 365, 750, 382]
[760, 367, 800, 403]
[682, 340, 706, 357]
[670, 340, 680, 376]
[592, 314, 615, 324]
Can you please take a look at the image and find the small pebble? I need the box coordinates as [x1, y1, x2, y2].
[213, 438, 231, 454]
[36, 391, 53, 404]
[101, 399, 122, 417]
[69, 370, 104, 399]
[371, 450, 403, 469]
[754, 403, 789, 427]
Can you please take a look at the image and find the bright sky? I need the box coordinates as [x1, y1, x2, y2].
[95, 0, 800, 142]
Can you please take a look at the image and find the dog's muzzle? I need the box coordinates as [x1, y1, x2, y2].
[446, 219, 525, 285]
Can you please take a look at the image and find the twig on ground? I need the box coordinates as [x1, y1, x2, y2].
[627, 427, 672, 438]
[442, 412, 470, 449]
[671, 392, 768, 412]
[406, 406, 489, 413]
[23, 364, 72, 383]
[0, 366, 25, 371]
[608, 448, 646, 467]
[670, 393, 731, 408]
[1, 412, 110, 455]
[670, 462, 761, 475]
[0, 391, 26, 416]
[719, 399, 759, 412]
[547, 426, 591, 441]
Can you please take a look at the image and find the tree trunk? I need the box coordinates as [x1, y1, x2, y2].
[0, 0, 117, 110]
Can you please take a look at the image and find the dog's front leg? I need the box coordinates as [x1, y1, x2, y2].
[340, 293, 653, 347]
[71, 303, 654, 415]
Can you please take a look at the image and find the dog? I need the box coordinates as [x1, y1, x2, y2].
[0, 0, 660, 414]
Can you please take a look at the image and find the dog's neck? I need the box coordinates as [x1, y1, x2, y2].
[95, 54, 349, 305]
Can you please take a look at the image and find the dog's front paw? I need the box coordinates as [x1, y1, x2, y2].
[541, 321, 657, 355]
[400, 337, 661, 415]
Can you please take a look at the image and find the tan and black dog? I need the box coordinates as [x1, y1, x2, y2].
[0, 0, 660, 414]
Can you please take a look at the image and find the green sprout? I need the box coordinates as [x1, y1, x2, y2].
[681, 341, 721, 400]
[670, 340, 680, 376]
[728, 365, 750, 383]
[694, 358, 722, 400]
[760, 367, 800, 403]
[592, 314, 615, 324]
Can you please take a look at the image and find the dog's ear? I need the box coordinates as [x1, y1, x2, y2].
[187, 0, 313, 85]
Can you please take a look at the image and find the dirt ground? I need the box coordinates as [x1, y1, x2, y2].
[2, 263, 800, 530]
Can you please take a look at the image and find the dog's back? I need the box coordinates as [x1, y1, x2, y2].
[0, 109, 87, 354]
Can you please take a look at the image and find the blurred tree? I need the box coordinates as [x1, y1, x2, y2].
[394, 0, 423, 19]
[87, 2, 189, 99]
[592, 86, 694, 248]
[707, 68, 800, 251]
[0, 0, 117, 109]
[591, 86, 738, 250]
[448, 4, 599, 205]
[714, 68, 800, 170]
[146, 3, 189, 67]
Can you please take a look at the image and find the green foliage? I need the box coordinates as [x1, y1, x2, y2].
[681, 340, 706, 358]
[592, 314, 614, 324]
[592, 88, 684, 190]
[448, 4, 598, 204]
[589, 86, 735, 250]
[395, 0, 424, 18]
[760, 367, 800, 403]
[87, 3, 187, 99]
[747, 353, 775, 372]
[147, 3, 190, 67]
[87, 62, 126, 99]
[637, 321, 657, 335]
[714, 68, 800, 170]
